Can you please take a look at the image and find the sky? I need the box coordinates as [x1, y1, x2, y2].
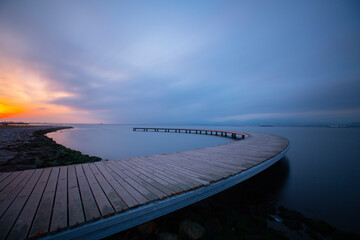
[0, 0, 359, 125]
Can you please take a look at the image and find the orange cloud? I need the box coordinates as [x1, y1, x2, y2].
[0, 101, 25, 118]
[0, 59, 99, 123]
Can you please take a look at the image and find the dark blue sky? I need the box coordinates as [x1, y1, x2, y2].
[1, 0, 359, 124]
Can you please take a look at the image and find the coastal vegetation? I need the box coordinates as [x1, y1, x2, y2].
[0, 126, 101, 172]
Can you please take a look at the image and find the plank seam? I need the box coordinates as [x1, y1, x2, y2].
[0, 170, 34, 219]
[0, 171, 21, 192]
[78, 164, 102, 220]
[89, 164, 120, 213]
[104, 162, 151, 203]
[73, 166, 86, 225]
[94, 163, 132, 209]
[47, 167, 61, 234]
[26, 168, 52, 239]
[5, 169, 44, 240]
[115, 161, 170, 197]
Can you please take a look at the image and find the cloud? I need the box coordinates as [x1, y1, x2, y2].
[214, 109, 360, 122]
[0, 0, 359, 124]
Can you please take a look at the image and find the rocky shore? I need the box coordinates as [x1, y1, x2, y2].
[0, 125, 101, 172]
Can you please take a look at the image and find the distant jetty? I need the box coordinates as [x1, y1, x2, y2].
[260, 124, 273, 127]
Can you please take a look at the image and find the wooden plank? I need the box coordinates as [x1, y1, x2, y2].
[0, 172, 11, 184]
[117, 161, 176, 196]
[29, 168, 60, 238]
[0, 169, 43, 240]
[0, 170, 33, 204]
[168, 154, 235, 177]
[116, 161, 174, 197]
[82, 164, 115, 217]
[0, 170, 34, 219]
[177, 151, 245, 172]
[150, 155, 220, 181]
[75, 164, 100, 222]
[145, 156, 211, 184]
[171, 150, 236, 169]
[128, 158, 188, 192]
[137, 156, 209, 187]
[50, 167, 68, 232]
[104, 162, 158, 202]
[168, 153, 237, 176]
[67, 165, 85, 228]
[88, 163, 127, 212]
[186, 156, 247, 172]
[0, 171, 22, 192]
[110, 161, 166, 199]
[7, 168, 51, 240]
[95, 162, 140, 208]
[131, 157, 197, 190]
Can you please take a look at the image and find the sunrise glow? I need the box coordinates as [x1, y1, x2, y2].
[0, 101, 24, 118]
[0, 60, 98, 123]
[0, 0, 359, 124]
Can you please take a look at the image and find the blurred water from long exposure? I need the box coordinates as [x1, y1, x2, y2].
[47, 124, 360, 234]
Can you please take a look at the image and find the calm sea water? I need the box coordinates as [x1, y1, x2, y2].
[47, 124, 360, 234]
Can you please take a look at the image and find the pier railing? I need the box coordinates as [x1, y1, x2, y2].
[133, 127, 247, 139]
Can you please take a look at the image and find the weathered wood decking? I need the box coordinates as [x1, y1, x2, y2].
[0, 128, 289, 240]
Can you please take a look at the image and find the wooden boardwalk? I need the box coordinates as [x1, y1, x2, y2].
[0, 128, 289, 240]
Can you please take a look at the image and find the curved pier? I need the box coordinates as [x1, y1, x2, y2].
[0, 128, 289, 240]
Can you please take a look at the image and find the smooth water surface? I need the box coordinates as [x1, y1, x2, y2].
[47, 124, 233, 160]
[48, 125, 360, 234]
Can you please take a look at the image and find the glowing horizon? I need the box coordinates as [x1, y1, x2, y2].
[1, 1, 359, 124]
[0, 60, 100, 123]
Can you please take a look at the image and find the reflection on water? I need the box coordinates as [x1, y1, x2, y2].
[47, 125, 233, 160]
[48, 125, 360, 234]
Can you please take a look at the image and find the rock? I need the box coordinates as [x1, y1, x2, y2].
[278, 206, 304, 231]
[0, 126, 101, 171]
[136, 221, 156, 237]
[0, 150, 17, 165]
[204, 217, 223, 234]
[157, 232, 179, 240]
[179, 220, 205, 240]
